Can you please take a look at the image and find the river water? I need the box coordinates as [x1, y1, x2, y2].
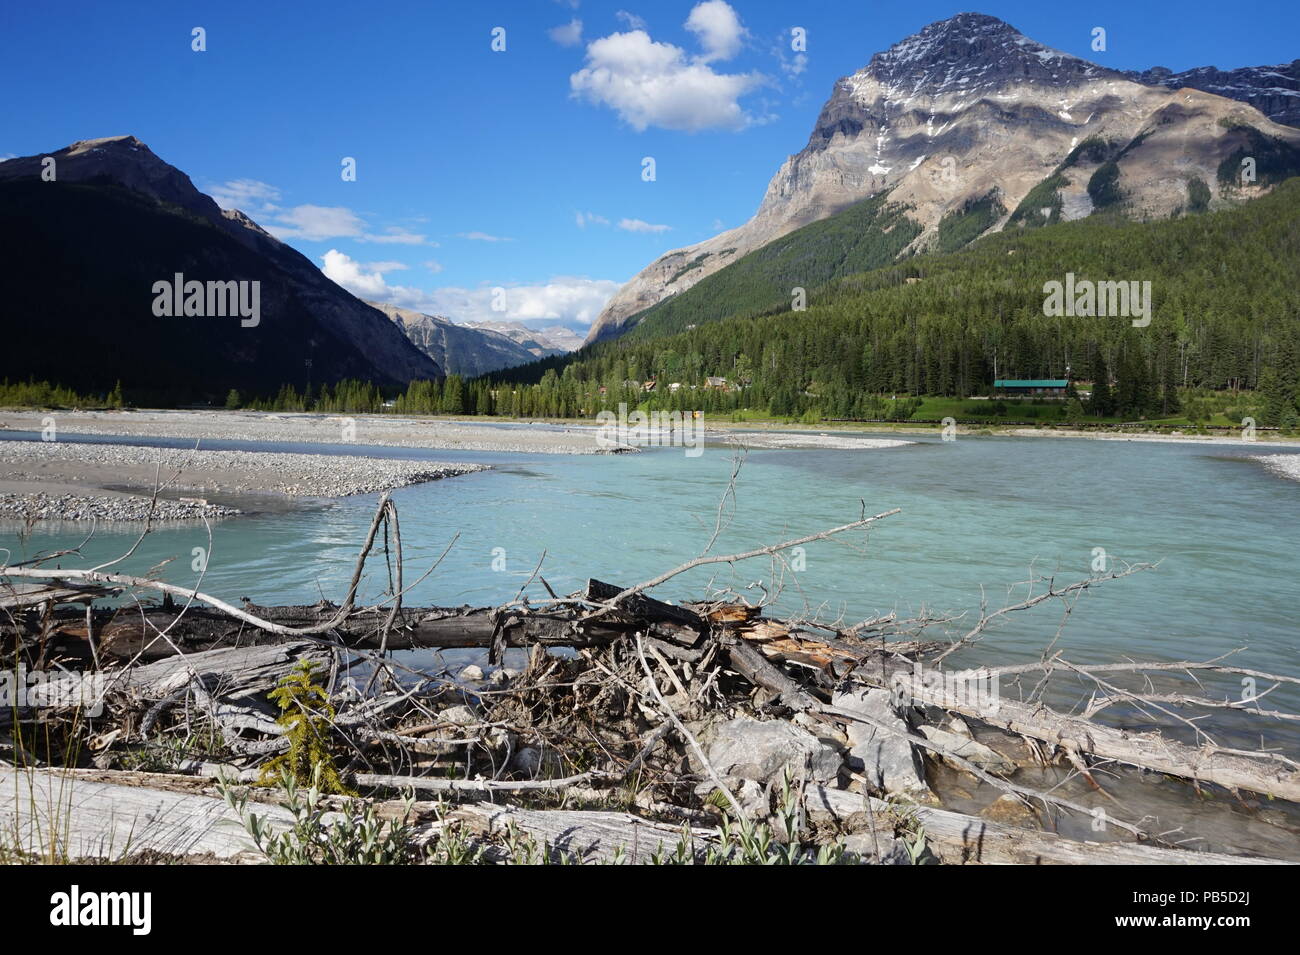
[5, 431, 1300, 853]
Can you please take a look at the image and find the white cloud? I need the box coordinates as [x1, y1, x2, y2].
[262, 206, 427, 244]
[208, 179, 428, 244]
[549, 18, 583, 46]
[427, 278, 621, 325]
[459, 231, 514, 242]
[424, 259, 445, 274]
[209, 178, 281, 216]
[685, 0, 746, 62]
[576, 210, 610, 228]
[616, 10, 647, 30]
[320, 249, 426, 305]
[618, 217, 671, 233]
[570, 7, 763, 132]
[361, 260, 409, 273]
[270, 205, 368, 241]
[320, 251, 617, 326]
[364, 226, 429, 245]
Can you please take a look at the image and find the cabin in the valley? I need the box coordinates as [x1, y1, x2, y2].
[993, 378, 1069, 397]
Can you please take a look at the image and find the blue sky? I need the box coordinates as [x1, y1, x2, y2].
[2, 0, 1296, 326]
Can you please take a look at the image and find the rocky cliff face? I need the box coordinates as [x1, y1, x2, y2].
[0, 136, 442, 388]
[1125, 60, 1300, 128]
[586, 13, 1300, 344]
[367, 303, 550, 377]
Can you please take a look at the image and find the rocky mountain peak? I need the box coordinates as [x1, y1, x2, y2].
[585, 14, 1300, 346]
[856, 13, 1107, 97]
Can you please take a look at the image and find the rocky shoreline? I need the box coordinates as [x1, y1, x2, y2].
[0, 492, 241, 523]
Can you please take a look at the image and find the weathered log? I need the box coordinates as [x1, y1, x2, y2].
[0, 766, 293, 862]
[881, 669, 1300, 804]
[0, 581, 109, 610]
[447, 801, 714, 864]
[18, 604, 639, 660]
[803, 785, 1291, 865]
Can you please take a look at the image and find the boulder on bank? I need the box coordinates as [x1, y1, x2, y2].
[832, 686, 933, 800]
[700, 716, 842, 786]
[917, 724, 1017, 776]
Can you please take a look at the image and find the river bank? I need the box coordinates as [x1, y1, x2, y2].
[0, 440, 487, 522]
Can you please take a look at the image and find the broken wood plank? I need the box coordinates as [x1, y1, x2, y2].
[586, 578, 705, 634]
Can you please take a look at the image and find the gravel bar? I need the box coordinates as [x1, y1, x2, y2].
[0, 440, 489, 521]
[0, 492, 240, 523]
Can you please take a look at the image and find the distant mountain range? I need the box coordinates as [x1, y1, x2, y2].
[586, 13, 1300, 344]
[367, 302, 575, 378]
[0, 136, 564, 401]
[464, 320, 584, 355]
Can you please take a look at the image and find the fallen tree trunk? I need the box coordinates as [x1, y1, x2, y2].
[803, 785, 1290, 865]
[0, 766, 294, 862]
[16, 604, 653, 661]
[446, 801, 715, 864]
[882, 669, 1300, 804]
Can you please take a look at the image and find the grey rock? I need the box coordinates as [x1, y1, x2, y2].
[843, 832, 913, 865]
[702, 717, 842, 785]
[833, 686, 932, 799]
[917, 724, 1017, 776]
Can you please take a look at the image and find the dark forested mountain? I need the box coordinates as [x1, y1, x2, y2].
[0, 136, 441, 403]
[586, 13, 1300, 345]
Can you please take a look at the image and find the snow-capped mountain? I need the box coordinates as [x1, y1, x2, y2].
[586, 13, 1300, 344]
[1125, 60, 1300, 128]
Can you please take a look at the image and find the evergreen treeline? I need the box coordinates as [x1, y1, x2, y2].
[487, 177, 1300, 426]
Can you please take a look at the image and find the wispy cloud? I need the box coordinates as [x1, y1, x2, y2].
[208, 179, 429, 244]
[459, 231, 514, 242]
[618, 217, 672, 233]
[548, 18, 583, 47]
[575, 210, 611, 228]
[615, 10, 647, 30]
